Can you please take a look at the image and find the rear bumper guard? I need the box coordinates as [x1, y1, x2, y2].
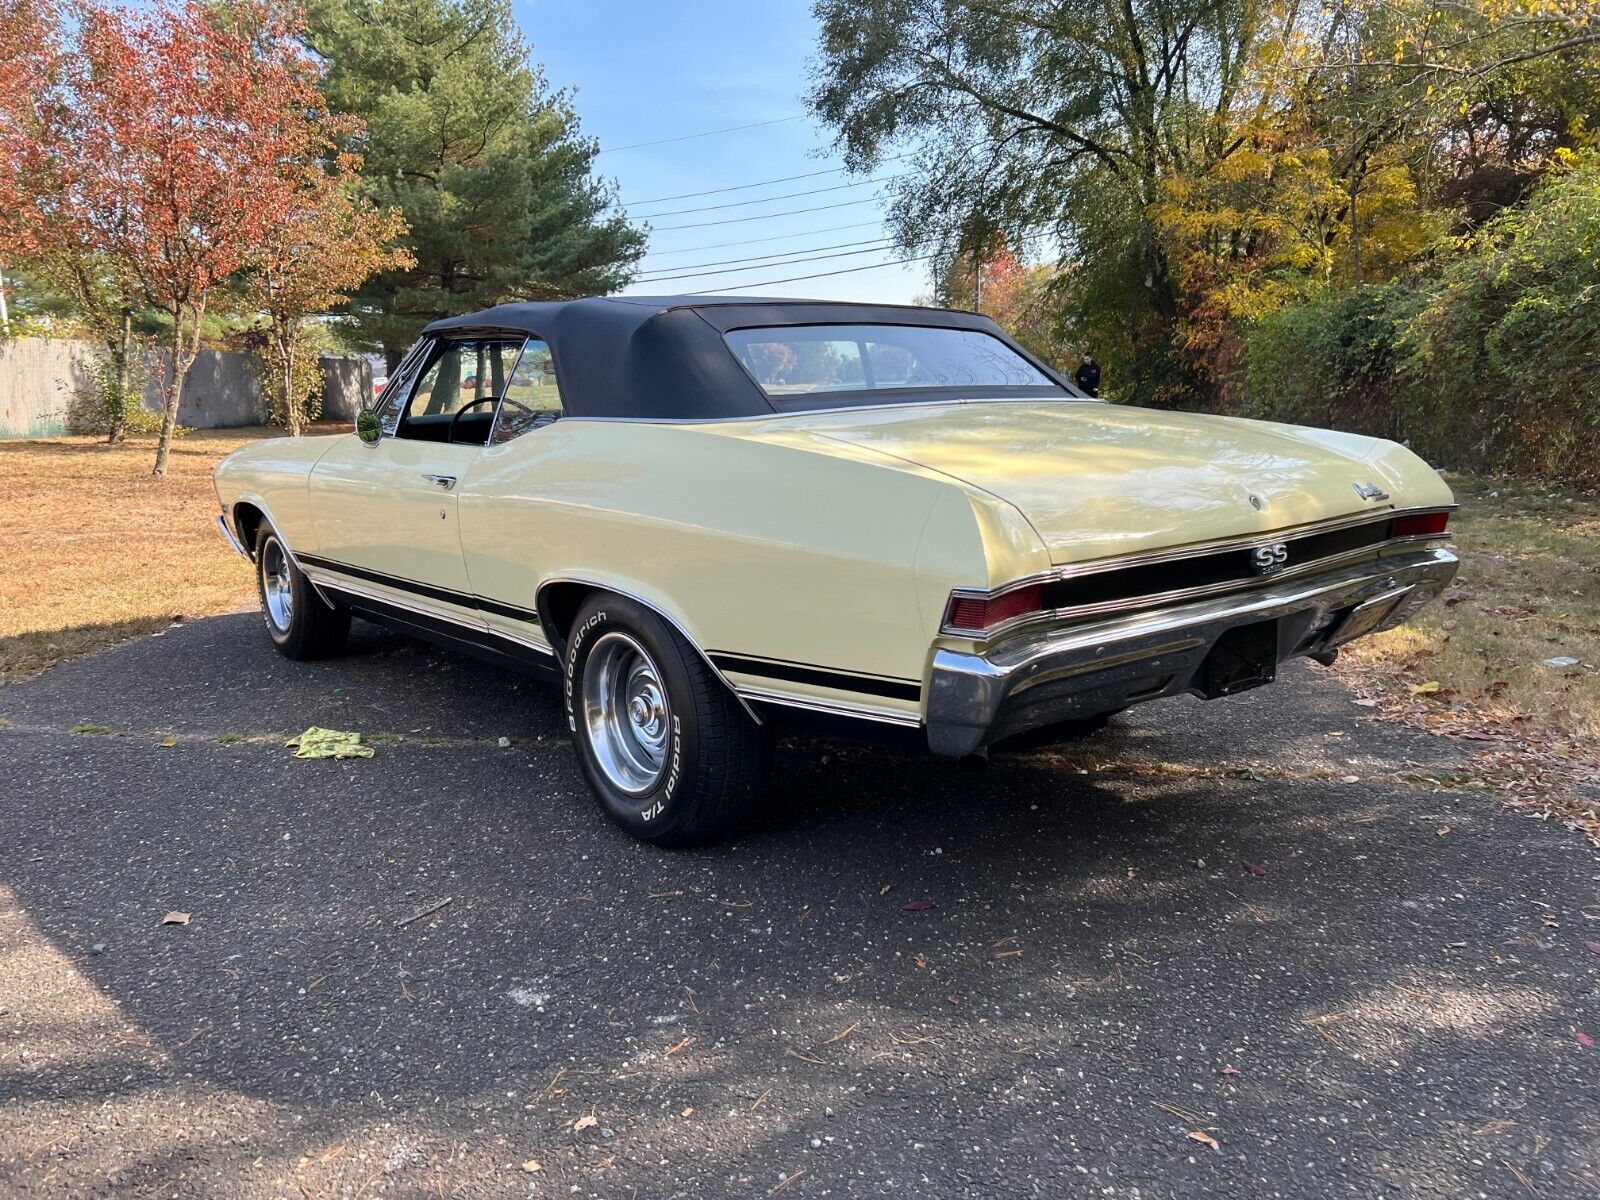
[925, 547, 1458, 757]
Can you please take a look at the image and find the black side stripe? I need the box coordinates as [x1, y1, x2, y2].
[298, 554, 541, 623]
[708, 653, 921, 702]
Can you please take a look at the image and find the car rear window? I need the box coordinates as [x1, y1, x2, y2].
[724, 324, 1063, 402]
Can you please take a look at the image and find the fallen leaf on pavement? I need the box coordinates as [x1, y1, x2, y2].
[902, 899, 938, 912]
[162, 911, 190, 926]
[573, 1113, 598, 1132]
[1220, 1065, 1239, 1076]
[1584, 941, 1600, 955]
[286, 726, 374, 760]
[1187, 1130, 1220, 1150]
[1408, 680, 1442, 695]
[1244, 863, 1268, 877]
[1579, 1030, 1595, 1049]
[521, 1160, 542, 1173]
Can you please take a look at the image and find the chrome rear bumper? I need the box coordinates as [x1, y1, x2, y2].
[925, 547, 1458, 757]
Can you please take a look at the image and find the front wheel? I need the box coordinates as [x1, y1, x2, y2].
[563, 595, 769, 846]
[254, 523, 350, 660]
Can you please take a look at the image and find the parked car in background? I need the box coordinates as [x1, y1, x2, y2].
[213, 296, 1459, 846]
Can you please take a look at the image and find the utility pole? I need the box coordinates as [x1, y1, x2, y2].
[0, 264, 10, 337]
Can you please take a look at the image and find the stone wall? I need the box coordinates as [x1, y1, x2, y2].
[0, 337, 372, 437]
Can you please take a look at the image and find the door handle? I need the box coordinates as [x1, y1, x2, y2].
[422, 474, 457, 491]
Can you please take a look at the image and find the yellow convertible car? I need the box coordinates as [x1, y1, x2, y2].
[213, 296, 1459, 845]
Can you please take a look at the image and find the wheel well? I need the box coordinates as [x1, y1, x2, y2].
[534, 580, 762, 724]
[536, 581, 596, 650]
[233, 502, 265, 557]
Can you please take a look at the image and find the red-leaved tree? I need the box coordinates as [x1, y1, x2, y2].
[60, 0, 341, 475]
[0, 0, 64, 327]
[243, 159, 411, 436]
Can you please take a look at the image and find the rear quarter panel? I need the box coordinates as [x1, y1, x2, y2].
[458, 420, 1027, 708]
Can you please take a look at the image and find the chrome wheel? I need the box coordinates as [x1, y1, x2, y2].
[581, 632, 671, 796]
[261, 538, 294, 633]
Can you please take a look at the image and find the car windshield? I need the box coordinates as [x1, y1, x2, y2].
[724, 324, 1065, 404]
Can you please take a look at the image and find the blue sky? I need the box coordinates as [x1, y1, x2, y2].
[519, 0, 925, 304]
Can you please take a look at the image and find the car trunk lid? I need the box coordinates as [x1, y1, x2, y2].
[753, 400, 1393, 564]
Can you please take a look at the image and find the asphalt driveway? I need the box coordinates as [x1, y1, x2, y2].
[1, 615, 1597, 1198]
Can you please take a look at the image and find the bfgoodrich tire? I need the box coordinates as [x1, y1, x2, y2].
[254, 523, 350, 660]
[563, 594, 769, 847]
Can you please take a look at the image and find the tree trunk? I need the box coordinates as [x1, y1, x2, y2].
[282, 329, 301, 437]
[1349, 177, 1362, 289]
[108, 308, 132, 445]
[152, 307, 195, 478]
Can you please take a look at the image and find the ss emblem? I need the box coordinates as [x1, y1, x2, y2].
[1251, 542, 1289, 575]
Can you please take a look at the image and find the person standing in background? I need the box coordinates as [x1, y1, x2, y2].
[1074, 352, 1101, 397]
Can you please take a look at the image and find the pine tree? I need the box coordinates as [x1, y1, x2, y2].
[303, 0, 644, 362]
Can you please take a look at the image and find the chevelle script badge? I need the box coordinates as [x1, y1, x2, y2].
[1352, 480, 1390, 502]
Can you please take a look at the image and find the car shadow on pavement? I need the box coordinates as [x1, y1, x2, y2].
[1, 614, 1597, 1198]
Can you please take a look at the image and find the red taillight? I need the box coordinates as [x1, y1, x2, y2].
[944, 584, 1044, 634]
[1391, 510, 1450, 538]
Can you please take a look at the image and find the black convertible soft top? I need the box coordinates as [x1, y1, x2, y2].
[421, 295, 1071, 420]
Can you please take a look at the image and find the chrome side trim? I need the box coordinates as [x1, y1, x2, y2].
[313, 576, 563, 668]
[300, 569, 490, 633]
[941, 507, 1457, 640]
[486, 622, 558, 657]
[736, 686, 922, 728]
[536, 576, 763, 725]
[215, 513, 248, 559]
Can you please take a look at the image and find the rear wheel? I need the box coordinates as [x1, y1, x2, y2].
[563, 594, 768, 847]
[254, 523, 349, 660]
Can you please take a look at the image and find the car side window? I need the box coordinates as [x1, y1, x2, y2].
[491, 339, 564, 444]
[396, 338, 526, 446]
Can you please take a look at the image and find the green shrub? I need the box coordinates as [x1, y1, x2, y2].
[1395, 152, 1600, 483]
[1240, 152, 1600, 484]
[1240, 283, 1422, 440]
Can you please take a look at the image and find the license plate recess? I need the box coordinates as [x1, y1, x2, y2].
[1202, 619, 1278, 698]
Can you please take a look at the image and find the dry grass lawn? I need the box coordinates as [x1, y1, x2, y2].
[1341, 475, 1600, 747]
[0, 428, 328, 687]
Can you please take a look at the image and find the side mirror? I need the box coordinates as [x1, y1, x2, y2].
[356, 409, 382, 446]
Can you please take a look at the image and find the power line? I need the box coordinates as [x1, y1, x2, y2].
[636, 236, 892, 278]
[620, 162, 896, 208]
[629, 174, 906, 219]
[649, 227, 1053, 285]
[597, 115, 805, 156]
[640, 220, 886, 260]
[639, 242, 898, 284]
[648, 195, 884, 232]
[685, 253, 939, 295]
